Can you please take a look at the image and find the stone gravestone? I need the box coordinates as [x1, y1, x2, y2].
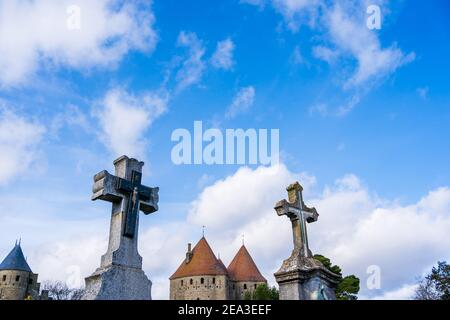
[274, 182, 341, 300]
[82, 156, 159, 300]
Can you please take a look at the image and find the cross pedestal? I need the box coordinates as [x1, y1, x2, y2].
[82, 156, 159, 300]
[274, 182, 340, 300]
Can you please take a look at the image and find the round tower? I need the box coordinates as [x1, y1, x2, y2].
[0, 242, 41, 300]
[227, 245, 267, 300]
[169, 237, 229, 300]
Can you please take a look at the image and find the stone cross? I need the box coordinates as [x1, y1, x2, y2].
[91, 155, 159, 269]
[274, 182, 318, 258]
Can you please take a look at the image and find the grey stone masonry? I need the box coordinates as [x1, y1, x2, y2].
[82, 156, 159, 300]
[274, 182, 341, 300]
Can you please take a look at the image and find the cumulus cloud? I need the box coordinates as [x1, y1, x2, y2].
[0, 0, 157, 86]
[175, 31, 207, 92]
[211, 38, 235, 70]
[5, 164, 449, 299]
[30, 235, 107, 289]
[226, 86, 256, 118]
[188, 166, 450, 299]
[93, 87, 169, 158]
[0, 107, 45, 185]
[188, 165, 317, 275]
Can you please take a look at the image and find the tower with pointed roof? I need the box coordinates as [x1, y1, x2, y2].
[227, 244, 267, 300]
[170, 237, 229, 300]
[0, 241, 46, 300]
[169, 237, 267, 300]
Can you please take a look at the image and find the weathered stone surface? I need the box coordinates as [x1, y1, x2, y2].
[274, 251, 340, 300]
[83, 265, 152, 300]
[82, 155, 159, 300]
[274, 182, 341, 300]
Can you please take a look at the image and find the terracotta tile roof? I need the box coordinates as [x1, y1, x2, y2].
[227, 245, 266, 282]
[217, 258, 226, 271]
[170, 237, 228, 280]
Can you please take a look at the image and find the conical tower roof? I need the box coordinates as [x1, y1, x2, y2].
[170, 237, 228, 280]
[227, 245, 266, 282]
[0, 242, 32, 272]
[217, 258, 227, 271]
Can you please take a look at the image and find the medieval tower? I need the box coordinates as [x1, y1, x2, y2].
[169, 237, 267, 300]
[0, 242, 46, 300]
[227, 244, 267, 300]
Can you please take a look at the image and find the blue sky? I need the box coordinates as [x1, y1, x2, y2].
[0, 0, 449, 299]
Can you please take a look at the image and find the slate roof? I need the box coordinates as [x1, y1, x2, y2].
[0, 243, 32, 273]
[227, 245, 266, 282]
[170, 237, 228, 279]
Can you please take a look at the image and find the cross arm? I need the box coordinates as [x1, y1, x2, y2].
[92, 170, 122, 202]
[274, 199, 296, 219]
[301, 201, 319, 223]
[140, 186, 159, 215]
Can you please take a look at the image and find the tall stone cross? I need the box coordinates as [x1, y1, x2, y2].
[91, 155, 159, 269]
[274, 182, 318, 258]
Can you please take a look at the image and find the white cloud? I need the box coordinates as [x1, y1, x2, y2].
[271, 0, 321, 31]
[175, 31, 206, 92]
[312, 45, 339, 64]
[188, 165, 317, 275]
[197, 173, 215, 189]
[50, 104, 91, 138]
[0, 107, 45, 185]
[370, 283, 418, 300]
[93, 87, 169, 158]
[325, 4, 415, 89]
[0, 0, 157, 86]
[211, 38, 235, 70]
[226, 86, 256, 118]
[5, 164, 449, 299]
[244, 0, 415, 112]
[187, 166, 450, 299]
[30, 235, 107, 289]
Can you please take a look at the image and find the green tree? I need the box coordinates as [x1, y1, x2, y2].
[314, 254, 342, 276]
[243, 291, 252, 300]
[270, 286, 280, 300]
[314, 254, 360, 300]
[243, 284, 279, 300]
[413, 261, 449, 300]
[251, 284, 279, 300]
[336, 275, 360, 300]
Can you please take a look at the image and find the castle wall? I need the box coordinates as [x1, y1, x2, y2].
[170, 275, 229, 300]
[231, 281, 267, 300]
[0, 270, 30, 300]
[0, 270, 42, 300]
